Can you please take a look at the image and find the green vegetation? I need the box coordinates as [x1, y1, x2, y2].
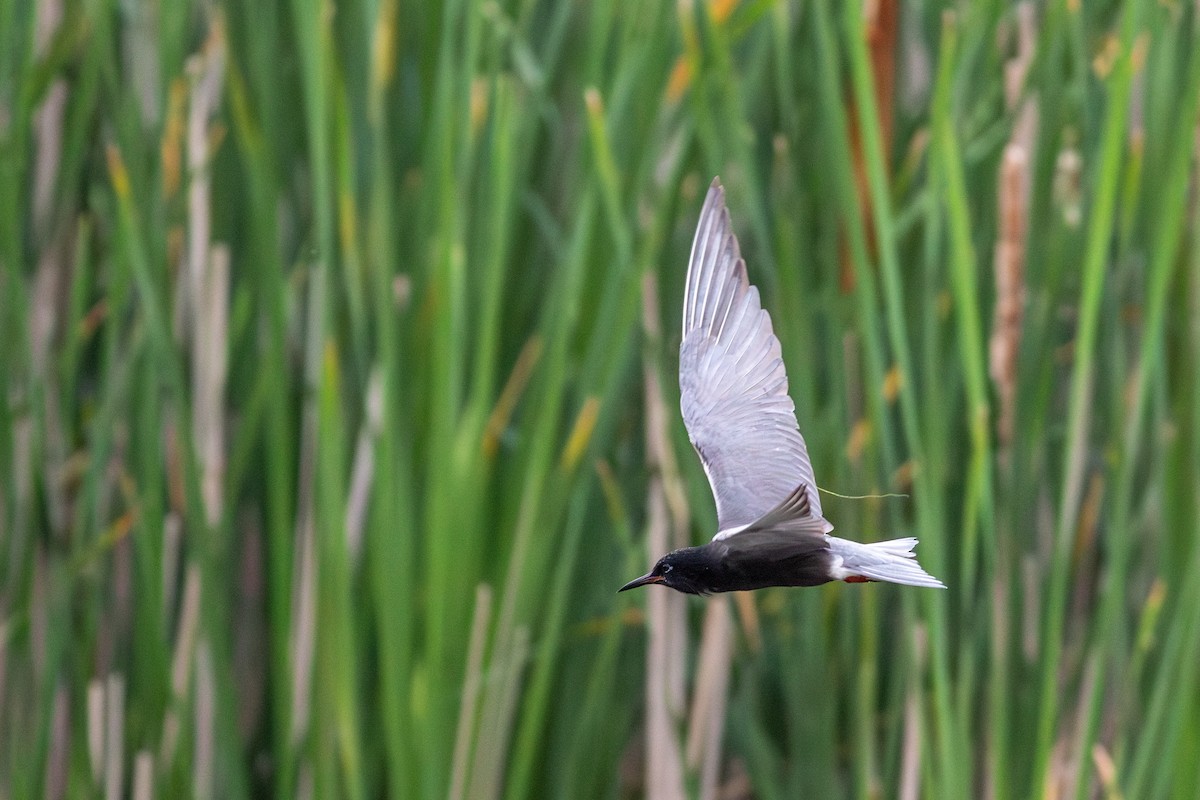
[3, 0, 1199, 797]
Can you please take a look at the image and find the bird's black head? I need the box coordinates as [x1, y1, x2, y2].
[618, 546, 719, 595]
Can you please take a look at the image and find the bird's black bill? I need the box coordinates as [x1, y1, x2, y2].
[619, 572, 664, 592]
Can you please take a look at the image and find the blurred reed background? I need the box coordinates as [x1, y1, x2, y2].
[2, 0, 1200, 797]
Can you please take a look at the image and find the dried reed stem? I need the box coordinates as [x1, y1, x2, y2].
[345, 370, 383, 563]
[990, 2, 1037, 460]
[104, 673, 125, 800]
[87, 679, 104, 783]
[132, 751, 153, 800]
[449, 584, 493, 800]
[900, 625, 927, 800]
[186, 23, 228, 526]
[194, 639, 215, 800]
[161, 564, 202, 767]
[642, 271, 687, 800]
[44, 681, 69, 800]
[467, 626, 529, 800]
[686, 597, 733, 800]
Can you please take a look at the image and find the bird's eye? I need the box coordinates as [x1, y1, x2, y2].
[663, 564, 672, 574]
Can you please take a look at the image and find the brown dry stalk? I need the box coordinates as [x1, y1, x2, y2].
[467, 625, 529, 800]
[194, 640, 216, 799]
[161, 564, 202, 768]
[991, 3, 1037, 458]
[87, 679, 104, 782]
[686, 598, 734, 800]
[186, 22, 228, 527]
[32, 0, 65, 235]
[132, 752, 154, 800]
[345, 370, 383, 564]
[44, 681, 69, 800]
[644, 481, 687, 800]
[449, 584, 493, 800]
[841, 0, 897, 293]
[104, 673, 125, 800]
[899, 625, 927, 800]
[642, 271, 687, 800]
[990, 144, 1029, 453]
[288, 490, 317, 749]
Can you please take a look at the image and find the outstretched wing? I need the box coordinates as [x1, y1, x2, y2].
[679, 178, 830, 538]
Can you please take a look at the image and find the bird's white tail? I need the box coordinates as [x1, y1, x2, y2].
[827, 536, 945, 589]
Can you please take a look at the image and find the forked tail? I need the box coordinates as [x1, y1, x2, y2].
[827, 536, 945, 589]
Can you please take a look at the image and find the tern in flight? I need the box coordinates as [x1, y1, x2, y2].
[621, 178, 944, 595]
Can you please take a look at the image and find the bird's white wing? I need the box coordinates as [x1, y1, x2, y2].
[679, 178, 830, 538]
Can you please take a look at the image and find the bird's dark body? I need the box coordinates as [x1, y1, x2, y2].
[636, 532, 835, 595]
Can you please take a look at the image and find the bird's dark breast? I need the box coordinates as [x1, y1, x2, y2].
[710, 531, 835, 592]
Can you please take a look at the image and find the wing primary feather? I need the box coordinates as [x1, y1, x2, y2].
[694, 208, 728, 336]
[684, 181, 726, 337]
[692, 214, 717, 330]
[716, 294, 758, 365]
[712, 257, 746, 343]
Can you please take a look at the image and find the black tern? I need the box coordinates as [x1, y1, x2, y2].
[621, 178, 944, 595]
